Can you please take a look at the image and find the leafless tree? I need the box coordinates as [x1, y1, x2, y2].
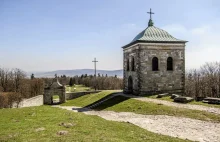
[185, 62, 220, 98]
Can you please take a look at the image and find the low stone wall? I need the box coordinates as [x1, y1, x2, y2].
[13, 95, 43, 108]
[65, 91, 101, 100]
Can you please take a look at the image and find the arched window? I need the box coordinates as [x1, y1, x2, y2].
[167, 57, 173, 71]
[131, 57, 135, 71]
[152, 57, 159, 71]
[127, 58, 129, 71]
[128, 76, 133, 93]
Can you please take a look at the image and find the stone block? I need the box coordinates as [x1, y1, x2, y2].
[157, 93, 169, 98]
[174, 96, 194, 103]
[171, 94, 180, 99]
[57, 131, 68, 135]
[195, 97, 205, 102]
[202, 97, 220, 105]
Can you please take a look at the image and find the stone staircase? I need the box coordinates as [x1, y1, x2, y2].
[85, 92, 120, 109]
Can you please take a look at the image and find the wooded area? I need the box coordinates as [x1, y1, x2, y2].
[185, 62, 220, 98]
[69, 74, 123, 90]
[0, 68, 44, 108]
[1, 62, 220, 108]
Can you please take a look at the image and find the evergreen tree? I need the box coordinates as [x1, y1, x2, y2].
[31, 73, 35, 80]
[69, 77, 73, 86]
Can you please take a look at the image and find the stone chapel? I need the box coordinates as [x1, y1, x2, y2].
[122, 9, 187, 95]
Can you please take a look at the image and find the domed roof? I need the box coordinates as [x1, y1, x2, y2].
[122, 13, 187, 49]
[131, 26, 186, 43]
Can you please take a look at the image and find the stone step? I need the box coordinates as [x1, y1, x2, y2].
[86, 94, 118, 109]
[171, 94, 180, 99]
[203, 97, 220, 104]
[174, 96, 194, 103]
[157, 93, 170, 98]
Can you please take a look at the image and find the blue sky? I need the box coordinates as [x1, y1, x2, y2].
[1, 0, 220, 72]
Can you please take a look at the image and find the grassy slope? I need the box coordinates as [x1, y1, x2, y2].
[94, 96, 220, 122]
[66, 85, 93, 92]
[53, 95, 59, 99]
[0, 106, 189, 142]
[61, 90, 119, 107]
[55, 85, 93, 99]
[148, 95, 220, 108]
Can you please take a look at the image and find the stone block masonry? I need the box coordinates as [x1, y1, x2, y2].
[123, 43, 185, 95]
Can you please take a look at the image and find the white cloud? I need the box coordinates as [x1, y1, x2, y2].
[162, 24, 187, 34]
[191, 26, 211, 35]
[163, 24, 220, 69]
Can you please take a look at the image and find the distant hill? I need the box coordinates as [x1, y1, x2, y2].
[31, 69, 123, 78]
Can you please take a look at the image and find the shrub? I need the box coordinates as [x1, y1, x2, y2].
[7, 92, 22, 108]
[0, 67, 45, 108]
[0, 93, 8, 108]
[0, 92, 22, 108]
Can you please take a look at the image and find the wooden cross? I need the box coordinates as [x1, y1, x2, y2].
[92, 58, 98, 90]
[147, 8, 154, 19]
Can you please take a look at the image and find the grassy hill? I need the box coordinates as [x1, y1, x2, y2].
[2, 91, 219, 141]
[61, 91, 220, 122]
[66, 85, 94, 92]
[0, 106, 189, 142]
[61, 90, 118, 106]
[93, 95, 220, 122]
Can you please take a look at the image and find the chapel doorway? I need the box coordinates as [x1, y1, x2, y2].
[52, 94, 60, 104]
[128, 76, 133, 93]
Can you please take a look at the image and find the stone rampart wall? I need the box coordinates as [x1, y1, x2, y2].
[12, 95, 43, 108]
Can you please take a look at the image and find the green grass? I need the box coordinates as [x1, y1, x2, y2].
[0, 106, 190, 142]
[53, 95, 59, 99]
[61, 90, 120, 107]
[148, 95, 173, 101]
[94, 96, 220, 122]
[190, 101, 220, 108]
[148, 95, 220, 108]
[66, 85, 93, 92]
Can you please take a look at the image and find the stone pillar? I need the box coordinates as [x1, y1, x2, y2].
[44, 89, 52, 105]
[123, 52, 127, 93]
[182, 46, 186, 95]
[136, 45, 141, 95]
[60, 87, 66, 103]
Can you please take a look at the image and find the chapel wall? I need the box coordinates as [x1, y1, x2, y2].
[139, 44, 185, 95]
[123, 45, 139, 94]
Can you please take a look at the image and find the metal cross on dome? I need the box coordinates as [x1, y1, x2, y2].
[147, 8, 154, 19]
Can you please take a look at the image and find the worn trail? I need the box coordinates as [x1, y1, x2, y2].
[117, 93, 220, 115]
[133, 97, 220, 115]
[55, 106, 220, 142]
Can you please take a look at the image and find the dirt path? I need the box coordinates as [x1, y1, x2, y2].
[119, 94, 220, 115]
[54, 106, 220, 142]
